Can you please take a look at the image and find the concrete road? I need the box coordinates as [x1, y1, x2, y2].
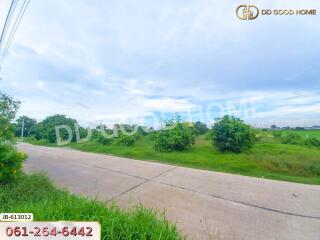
[18, 143, 320, 240]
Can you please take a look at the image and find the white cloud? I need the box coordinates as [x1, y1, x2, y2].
[0, 0, 319, 127]
[143, 97, 198, 111]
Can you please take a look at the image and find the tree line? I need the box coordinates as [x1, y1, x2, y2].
[12, 111, 256, 153]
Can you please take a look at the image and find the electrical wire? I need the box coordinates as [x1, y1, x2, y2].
[0, 0, 18, 50]
[0, 0, 30, 68]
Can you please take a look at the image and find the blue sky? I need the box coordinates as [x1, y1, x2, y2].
[0, 0, 319, 127]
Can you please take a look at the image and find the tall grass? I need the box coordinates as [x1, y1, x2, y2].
[0, 174, 183, 240]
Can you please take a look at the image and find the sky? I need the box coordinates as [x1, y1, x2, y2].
[0, 0, 319, 128]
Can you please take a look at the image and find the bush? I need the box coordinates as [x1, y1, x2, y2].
[96, 133, 113, 145]
[280, 133, 303, 145]
[272, 131, 282, 138]
[155, 122, 195, 152]
[211, 115, 255, 153]
[304, 137, 320, 147]
[0, 143, 26, 183]
[117, 134, 136, 146]
[0, 117, 14, 141]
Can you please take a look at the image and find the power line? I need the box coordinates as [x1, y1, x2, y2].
[0, 0, 30, 67]
[0, 0, 18, 50]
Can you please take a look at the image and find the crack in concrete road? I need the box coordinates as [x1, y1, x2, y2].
[65, 157, 320, 220]
[106, 167, 177, 203]
[155, 181, 320, 220]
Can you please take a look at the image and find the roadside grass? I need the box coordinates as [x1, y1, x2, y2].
[0, 173, 183, 240]
[23, 131, 320, 185]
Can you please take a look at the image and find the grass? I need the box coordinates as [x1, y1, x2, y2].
[0, 173, 183, 240]
[23, 131, 320, 185]
[281, 130, 320, 140]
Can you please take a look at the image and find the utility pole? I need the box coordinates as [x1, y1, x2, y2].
[21, 116, 24, 141]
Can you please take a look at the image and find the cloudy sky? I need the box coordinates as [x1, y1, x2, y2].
[0, 0, 319, 127]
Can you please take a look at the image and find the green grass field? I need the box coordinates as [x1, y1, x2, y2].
[0, 173, 183, 240]
[282, 130, 320, 139]
[23, 130, 320, 185]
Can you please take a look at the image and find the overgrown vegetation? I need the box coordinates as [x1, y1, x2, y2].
[0, 144, 26, 183]
[32, 114, 79, 143]
[272, 131, 320, 148]
[0, 173, 183, 240]
[0, 92, 26, 183]
[155, 120, 195, 152]
[0, 91, 20, 142]
[12, 107, 320, 184]
[1, 91, 183, 238]
[211, 115, 255, 153]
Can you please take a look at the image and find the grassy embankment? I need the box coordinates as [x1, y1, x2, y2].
[23, 130, 320, 185]
[0, 173, 183, 240]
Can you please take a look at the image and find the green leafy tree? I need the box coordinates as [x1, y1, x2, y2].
[0, 92, 20, 120]
[211, 115, 255, 153]
[33, 115, 78, 143]
[193, 121, 209, 135]
[0, 92, 20, 141]
[0, 92, 26, 183]
[155, 120, 195, 152]
[15, 116, 37, 137]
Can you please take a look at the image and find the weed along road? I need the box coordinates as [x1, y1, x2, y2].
[19, 143, 320, 240]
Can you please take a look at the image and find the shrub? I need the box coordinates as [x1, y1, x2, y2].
[280, 133, 303, 145]
[96, 133, 113, 145]
[0, 143, 26, 183]
[304, 137, 320, 148]
[211, 115, 255, 153]
[0, 117, 14, 141]
[117, 134, 135, 146]
[205, 130, 213, 141]
[272, 131, 282, 138]
[155, 122, 195, 152]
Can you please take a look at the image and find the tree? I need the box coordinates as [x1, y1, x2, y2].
[0, 92, 26, 182]
[0, 92, 20, 120]
[211, 115, 255, 153]
[0, 92, 20, 141]
[15, 116, 37, 137]
[33, 114, 78, 143]
[193, 121, 209, 135]
[155, 120, 195, 152]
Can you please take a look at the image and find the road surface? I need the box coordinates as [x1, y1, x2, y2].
[18, 143, 320, 240]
